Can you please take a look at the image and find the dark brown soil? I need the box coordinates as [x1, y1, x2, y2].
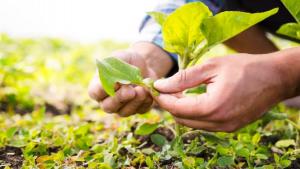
[0, 146, 23, 169]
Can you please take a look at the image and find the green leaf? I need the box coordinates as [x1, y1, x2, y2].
[281, 0, 300, 23]
[148, 11, 168, 26]
[277, 23, 300, 40]
[217, 156, 234, 167]
[252, 133, 261, 145]
[150, 134, 167, 147]
[275, 139, 296, 148]
[145, 156, 154, 169]
[202, 132, 229, 146]
[171, 136, 184, 157]
[6, 127, 18, 139]
[236, 148, 250, 158]
[201, 8, 278, 47]
[161, 2, 212, 58]
[96, 57, 143, 96]
[134, 123, 159, 136]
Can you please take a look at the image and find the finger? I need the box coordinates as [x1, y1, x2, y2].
[174, 117, 223, 132]
[154, 62, 216, 93]
[101, 85, 136, 113]
[88, 75, 109, 101]
[118, 86, 150, 117]
[136, 97, 153, 114]
[154, 93, 211, 119]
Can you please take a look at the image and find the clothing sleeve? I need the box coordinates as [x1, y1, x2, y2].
[137, 0, 185, 77]
[137, 0, 224, 76]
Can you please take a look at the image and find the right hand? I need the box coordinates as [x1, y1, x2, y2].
[88, 50, 157, 117]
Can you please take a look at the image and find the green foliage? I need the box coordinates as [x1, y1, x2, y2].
[277, 23, 300, 40]
[281, 0, 300, 22]
[150, 134, 167, 147]
[134, 122, 159, 136]
[201, 9, 278, 47]
[96, 57, 143, 96]
[149, 2, 278, 68]
[277, 0, 300, 40]
[97, 57, 159, 96]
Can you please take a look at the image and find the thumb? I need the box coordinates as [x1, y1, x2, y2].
[154, 64, 214, 93]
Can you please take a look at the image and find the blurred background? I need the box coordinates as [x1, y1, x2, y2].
[0, 0, 159, 114]
[0, 0, 156, 42]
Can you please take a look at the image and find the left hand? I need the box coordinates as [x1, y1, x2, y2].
[153, 53, 292, 132]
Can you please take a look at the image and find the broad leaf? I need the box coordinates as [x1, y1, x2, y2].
[96, 57, 143, 96]
[201, 8, 279, 47]
[150, 134, 167, 147]
[275, 139, 296, 148]
[277, 23, 300, 40]
[217, 156, 234, 167]
[162, 2, 212, 58]
[150, 2, 277, 69]
[134, 123, 159, 136]
[147, 12, 168, 26]
[281, 0, 300, 23]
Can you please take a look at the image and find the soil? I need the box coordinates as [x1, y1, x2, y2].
[0, 146, 23, 169]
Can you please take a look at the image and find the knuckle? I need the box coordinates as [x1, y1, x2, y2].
[135, 87, 147, 102]
[88, 83, 100, 100]
[201, 58, 219, 70]
[116, 86, 135, 103]
[178, 70, 188, 84]
[88, 89, 98, 100]
[101, 102, 114, 113]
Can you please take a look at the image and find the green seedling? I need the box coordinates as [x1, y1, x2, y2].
[277, 0, 300, 40]
[97, 2, 278, 96]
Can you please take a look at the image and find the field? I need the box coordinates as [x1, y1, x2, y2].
[0, 33, 299, 169]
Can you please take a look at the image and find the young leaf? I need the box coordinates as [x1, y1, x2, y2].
[201, 8, 279, 47]
[96, 57, 143, 96]
[147, 11, 168, 26]
[134, 123, 159, 136]
[275, 139, 296, 148]
[150, 134, 167, 147]
[281, 0, 300, 23]
[161, 2, 212, 59]
[217, 156, 234, 167]
[277, 23, 300, 40]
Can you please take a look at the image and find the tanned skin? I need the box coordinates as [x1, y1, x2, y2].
[88, 25, 300, 132]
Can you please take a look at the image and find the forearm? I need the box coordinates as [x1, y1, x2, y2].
[129, 42, 174, 78]
[272, 47, 300, 98]
[225, 26, 278, 54]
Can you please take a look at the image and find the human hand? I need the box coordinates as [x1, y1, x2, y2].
[154, 53, 291, 132]
[88, 50, 157, 117]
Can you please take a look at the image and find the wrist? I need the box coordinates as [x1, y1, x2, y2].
[129, 42, 174, 78]
[271, 47, 300, 99]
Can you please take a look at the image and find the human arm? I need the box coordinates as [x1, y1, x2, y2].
[154, 47, 300, 132]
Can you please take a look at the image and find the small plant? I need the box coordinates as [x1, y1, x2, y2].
[97, 2, 278, 94]
[277, 0, 300, 40]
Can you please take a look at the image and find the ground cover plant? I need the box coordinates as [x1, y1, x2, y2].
[0, 3, 300, 169]
[277, 0, 300, 40]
